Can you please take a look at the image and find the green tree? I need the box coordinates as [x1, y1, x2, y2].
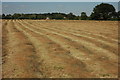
[90, 3, 116, 20]
[5, 14, 12, 19]
[29, 14, 37, 19]
[2, 12, 79, 20]
[117, 11, 120, 20]
[81, 12, 88, 20]
[67, 13, 76, 20]
[12, 13, 21, 19]
[2, 14, 6, 19]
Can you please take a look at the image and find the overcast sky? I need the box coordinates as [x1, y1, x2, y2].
[2, 2, 119, 16]
[1, 0, 120, 2]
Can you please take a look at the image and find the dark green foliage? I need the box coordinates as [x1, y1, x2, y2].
[5, 14, 12, 19]
[0, 15, 2, 19]
[2, 14, 5, 19]
[12, 13, 21, 19]
[67, 13, 76, 20]
[81, 12, 88, 20]
[117, 11, 120, 20]
[90, 3, 117, 20]
[2, 12, 78, 20]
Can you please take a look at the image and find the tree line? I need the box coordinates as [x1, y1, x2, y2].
[1, 3, 120, 20]
[2, 13, 79, 20]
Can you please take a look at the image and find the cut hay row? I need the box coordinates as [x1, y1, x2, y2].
[2, 20, 118, 78]
[17, 20, 117, 77]
[2, 20, 43, 78]
[19, 20, 117, 60]
[26, 20, 118, 42]
[15, 20, 94, 78]
[22, 20, 118, 55]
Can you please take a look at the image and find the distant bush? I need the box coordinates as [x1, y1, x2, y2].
[2, 13, 79, 20]
[80, 12, 88, 20]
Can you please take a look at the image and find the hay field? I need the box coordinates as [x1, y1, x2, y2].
[2, 20, 118, 78]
